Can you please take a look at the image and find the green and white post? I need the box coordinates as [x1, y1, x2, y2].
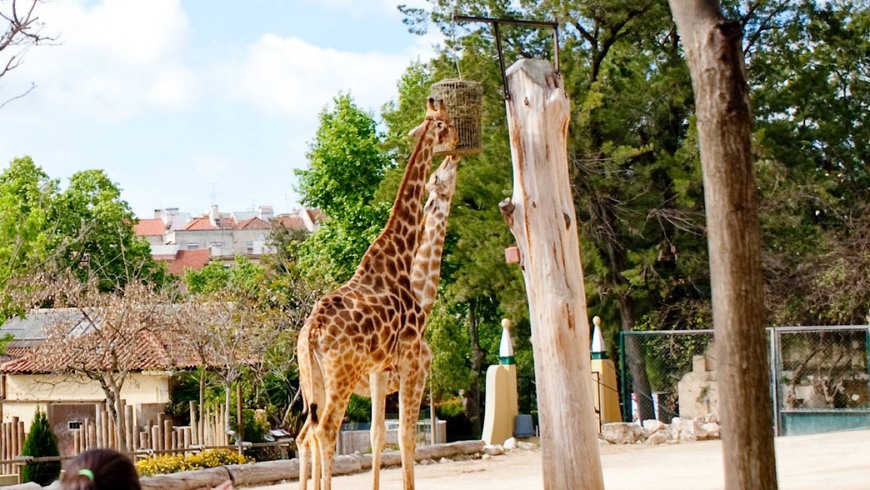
[482, 318, 520, 445]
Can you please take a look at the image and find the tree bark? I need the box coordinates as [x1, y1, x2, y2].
[464, 304, 484, 437]
[616, 293, 656, 422]
[499, 59, 604, 490]
[668, 1, 778, 488]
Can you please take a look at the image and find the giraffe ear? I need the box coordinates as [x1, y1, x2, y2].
[408, 122, 425, 138]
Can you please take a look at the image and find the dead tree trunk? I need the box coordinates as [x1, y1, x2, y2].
[668, 1, 778, 488]
[499, 59, 604, 490]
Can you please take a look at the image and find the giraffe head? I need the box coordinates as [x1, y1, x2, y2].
[408, 98, 459, 152]
[425, 155, 460, 199]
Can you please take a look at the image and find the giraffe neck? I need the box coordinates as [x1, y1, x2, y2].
[410, 155, 460, 313]
[355, 121, 435, 277]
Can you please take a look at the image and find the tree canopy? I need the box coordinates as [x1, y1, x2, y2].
[295, 93, 392, 285]
[0, 157, 164, 316]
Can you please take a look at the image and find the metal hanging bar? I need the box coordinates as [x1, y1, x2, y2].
[453, 13, 560, 101]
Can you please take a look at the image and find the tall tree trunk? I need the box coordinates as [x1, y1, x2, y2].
[464, 303, 484, 437]
[500, 59, 604, 490]
[616, 292, 656, 422]
[236, 381, 244, 445]
[101, 376, 128, 452]
[593, 198, 657, 422]
[199, 368, 206, 443]
[668, 1, 778, 488]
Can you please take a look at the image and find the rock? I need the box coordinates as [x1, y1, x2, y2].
[517, 441, 537, 451]
[420, 458, 437, 465]
[700, 413, 720, 424]
[352, 453, 373, 470]
[700, 422, 720, 440]
[600, 422, 649, 444]
[415, 440, 486, 461]
[646, 430, 671, 445]
[439, 457, 451, 464]
[503, 437, 518, 450]
[483, 444, 505, 456]
[482, 454, 492, 460]
[642, 419, 666, 434]
[694, 419, 719, 441]
[669, 417, 721, 442]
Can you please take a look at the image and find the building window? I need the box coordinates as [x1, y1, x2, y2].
[210, 241, 223, 248]
[69, 421, 82, 431]
[186, 243, 199, 250]
[246, 241, 254, 254]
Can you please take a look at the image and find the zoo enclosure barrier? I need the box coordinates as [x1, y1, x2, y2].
[619, 325, 870, 436]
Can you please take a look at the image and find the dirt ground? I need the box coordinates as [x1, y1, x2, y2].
[251, 428, 870, 489]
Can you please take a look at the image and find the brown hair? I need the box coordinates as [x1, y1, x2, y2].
[61, 448, 141, 490]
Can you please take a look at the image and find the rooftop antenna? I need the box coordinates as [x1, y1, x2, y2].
[209, 182, 218, 205]
[452, 12, 559, 100]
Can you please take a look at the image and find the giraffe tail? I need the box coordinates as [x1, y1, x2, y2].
[300, 321, 324, 425]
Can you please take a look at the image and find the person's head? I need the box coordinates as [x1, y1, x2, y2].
[61, 448, 141, 490]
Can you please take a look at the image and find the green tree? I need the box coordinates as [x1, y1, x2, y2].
[0, 159, 167, 305]
[295, 93, 391, 285]
[0, 157, 56, 301]
[21, 407, 60, 485]
[51, 169, 165, 291]
[748, 0, 870, 325]
[183, 255, 311, 433]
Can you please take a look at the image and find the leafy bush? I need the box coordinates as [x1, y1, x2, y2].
[21, 407, 61, 485]
[345, 394, 372, 423]
[136, 449, 252, 477]
[435, 398, 464, 419]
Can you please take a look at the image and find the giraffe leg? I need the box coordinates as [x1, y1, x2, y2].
[370, 371, 388, 490]
[311, 430, 322, 490]
[398, 362, 430, 490]
[313, 386, 353, 490]
[296, 420, 310, 490]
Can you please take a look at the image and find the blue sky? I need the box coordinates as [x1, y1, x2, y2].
[0, 0, 438, 218]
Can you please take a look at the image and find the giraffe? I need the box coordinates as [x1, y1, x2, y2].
[362, 153, 462, 489]
[296, 98, 458, 490]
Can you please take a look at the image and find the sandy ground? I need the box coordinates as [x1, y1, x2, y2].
[252, 429, 870, 489]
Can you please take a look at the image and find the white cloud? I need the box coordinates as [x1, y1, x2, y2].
[296, 0, 428, 17]
[225, 34, 414, 117]
[3, 0, 197, 122]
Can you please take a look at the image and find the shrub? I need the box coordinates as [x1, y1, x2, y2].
[229, 409, 270, 443]
[21, 407, 61, 485]
[136, 449, 253, 477]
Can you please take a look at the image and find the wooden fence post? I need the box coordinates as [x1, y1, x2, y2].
[499, 58, 604, 490]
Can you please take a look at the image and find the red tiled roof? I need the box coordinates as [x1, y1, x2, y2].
[0, 329, 206, 374]
[238, 217, 272, 230]
[134, 218, 165, 237]
[182, 216, 215, 231]
[272, 215, 306, 230]
[168, 249, 211, 275]
[181, 215, 239, 231]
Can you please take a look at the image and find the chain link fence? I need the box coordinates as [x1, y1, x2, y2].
[619, 330, 714, 423]
[620, 325, 870, 435]
[772, 326, 870, 435]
